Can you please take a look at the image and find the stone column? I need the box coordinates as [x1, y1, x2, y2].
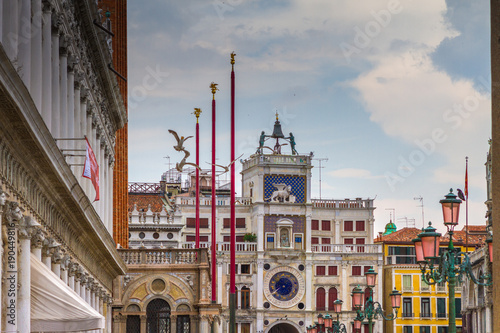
[31, 0, 43, 109]
[59, 42, 68, 141]
[94, 126, 101, 214]
[80, 274, 88, 299]
[18, 216, 41, 333]
[100, 141, 106, 223]
[41, 237, 58, 268]
[342, 261, 348, 308]
[306, 213, 312, 252]
[257, 261, 263, 310]
[68, 262, 77, 290]
[50, 16, 61, 136]
[3, 0, 19, 61]
[334, 219, 341, 244]
[106, 297, 113, 333]
[305, 262, 312, 310]
[368, 218, 374, 244]
[113, 314, 127, 333]
[67, 58, 76, 145]
[30, 227, 45, 260]
[486, 305, 493, 333]
[257, 213, 264, 251]
[139, 314, 147, 333]
[18, 0, 31, 87]
[86, 277, 94, 304]
[200, 315, 209, 332]
[51, 246, 62, 278]
[41, 0, 52, 127]
[60, 254, 70, 284]
[170, 314, 177, 333]
[191, 315, 200, 333]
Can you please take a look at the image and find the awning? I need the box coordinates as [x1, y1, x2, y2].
[30, 254, 105, 332]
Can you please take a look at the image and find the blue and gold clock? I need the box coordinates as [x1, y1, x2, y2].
[263, 266, 305, 308]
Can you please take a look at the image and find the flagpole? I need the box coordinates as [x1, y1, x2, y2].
[194, 108, 202, 249]
[229, 52, 236, 333]
[465, 156, 469, 252]
[210, 82, 218, 306]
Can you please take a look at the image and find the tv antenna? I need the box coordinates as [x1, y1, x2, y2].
[313, 157, 328, 199]
[385, 208, 395, 223]
[414, 196, 424, 228]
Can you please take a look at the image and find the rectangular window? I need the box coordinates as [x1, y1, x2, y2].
[316, 266, 326, 276]
[236, 235, 245, 242]
[223, 235, 230, 242]
[403, 327, 413, 333]
[321, 238, 331, 244]
[356, 238, 365, 252]
[344, 220, 353, 231]
[438, 327, 448, 333]
[421, 298, 431, 318]
[363, 266, 371, 275]
[437, 298, 446, 318]
[266, 233, 275, 249]
[403, 275, 412, 291]
[455, 298, 461, 318]
[223, 218, 230, 229]
[311, 237, 319, 245]
[312, 220, 319, 230]
[420, 327, 430, 333]
[236, 218, 246, 228]
[240, 323, 251, 333]
[344, 238, 354, 244]
[240, 264, 250, 274]
[322, 220, 331, 231]
[356, 220, 366, 231]
[200, 218, 209, 228]
[352, 266, 362, 276]
[328, 266, 338, 276]
[200, 235, 209, 242]
[186, 235, 196, 242]
[403, 298, 412, 317]
[186, 218, 196, 228]
[294, 234, 303, 250]
[421, 279, 430, 291]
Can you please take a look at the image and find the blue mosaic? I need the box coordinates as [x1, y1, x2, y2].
[263, 175, 306, 203]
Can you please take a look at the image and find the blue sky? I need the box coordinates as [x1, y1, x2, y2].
[127, 0, 491, 234]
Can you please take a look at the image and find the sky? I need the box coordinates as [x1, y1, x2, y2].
[126, 0, 491, 235]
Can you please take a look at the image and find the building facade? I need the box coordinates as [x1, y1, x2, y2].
[126, 122, 385, 333]
[376, 226, 488, 333]
[0, 0, 127, 331]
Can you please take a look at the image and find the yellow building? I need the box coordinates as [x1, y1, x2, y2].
[375, 225, 487, 333]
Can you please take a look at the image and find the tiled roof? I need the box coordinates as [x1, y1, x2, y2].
[129, 193, 164, 212]
[374, 227, 421, 243]
[447, 230, 487, 245]
[461, 225, 487, 233]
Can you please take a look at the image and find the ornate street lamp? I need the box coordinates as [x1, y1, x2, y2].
[307, 300, 347, 333]
[414, 189, 493, 333]
[351, 267, 401, 333]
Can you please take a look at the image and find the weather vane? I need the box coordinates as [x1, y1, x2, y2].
[210, 82, 219, 98]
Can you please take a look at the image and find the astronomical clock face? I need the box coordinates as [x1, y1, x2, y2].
[264, 266, 305, 308]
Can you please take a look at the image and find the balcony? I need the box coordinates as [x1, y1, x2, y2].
[386, 255, 417, 265]
[311, 244, 382, 254]
[119, 248, 206, 265]
[402, 312, 414, 319]
[175, 196, 252, 206]
[312, 198, 373, 209]
[420, 313, 432, 319]
[182, 242, 258, 253]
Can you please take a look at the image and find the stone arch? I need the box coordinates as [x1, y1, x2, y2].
[266, 320, 302, 333]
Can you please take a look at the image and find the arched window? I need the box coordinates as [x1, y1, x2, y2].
[241, 287, 250, 309]
[328, 287, 338, 311]
[146, 299, 171, 333]
[316, 287, 326, 311]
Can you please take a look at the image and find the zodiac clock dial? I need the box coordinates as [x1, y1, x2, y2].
[263, 266, 305, 308]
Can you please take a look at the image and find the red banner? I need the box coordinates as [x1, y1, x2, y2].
[82, 137, 99, 201]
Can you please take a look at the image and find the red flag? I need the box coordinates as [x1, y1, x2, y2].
[465, 160, 468, 198]
[82, 137, 99, 201]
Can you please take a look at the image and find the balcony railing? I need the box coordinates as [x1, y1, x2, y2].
[402, 312, 414, 318]
[386, 255, 417, 265]
[312, 198, 373, 209]
[420, 313, 432, 319]
[311, 244, 382, 254]
[437, 313, 448, 319]
[175, 196, 252, 206]
[119, 248, 204, 265]
[182, 242, 258, 252]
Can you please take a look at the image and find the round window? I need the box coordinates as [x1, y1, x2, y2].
[298, 302, 305, 310]
[264, 302, 270, 309]
[139, 232, 145, 239]
[264, 263, 271, 270]
[153, 232, 160, 239]
[298, 264, 305, 271]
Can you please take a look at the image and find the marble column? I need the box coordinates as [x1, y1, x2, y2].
[79, 274, 88, 299]
[30, 0, 43, 109]
[41, 237, 57, 268]
[74, 268, 82, 297]
[486, 305, 492, 333]
[334, 219, 341, 244]
[86, 277, 94, 304]
[67, 59, 75, 142]
[305, 262, 312, 310]
[60, 254, 70, 284]
[30, 227, 44, 260]
[18, 0, 31, 87]
[94, 126, 101, 214]
[41, 0, 52, 126]
[59, 44, 68, 141]
[306, 214, 312, 252]
[200, 316, 209, 332]
[3, 0, 19, 61]
[368, 218, 374, 244]
[18, 216, 41, 333]
[257, 261, 263, 309]
[171, 315, 177, 333]
[68, 262, 77, 290]
[257, 213, 264, 251]
[139, 314, 147, 333]
[50, 19, 60, 136]
[51, 247, 62, 278]
[106, 298, 113, 333]
[342, 262, 348, 308]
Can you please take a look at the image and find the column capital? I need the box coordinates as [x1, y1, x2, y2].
[42, 0, 53, 13]
[113, 313, 127, 323]
[60, 254, 71, 271]
[0, 190, 9, 212]
[51, 247, 63, 264]
[30, 227, 45, 250]
[19, 216, 41, 240]
[68, 261, 79, 277]
[80, 273, 88, 285]
[42, 237, 60, 258]
[4, 201, 24, 225]
[51, 13, 62, 34]
[86, 276, 95, 290]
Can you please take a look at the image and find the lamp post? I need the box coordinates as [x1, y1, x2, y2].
[413, 189, 493, 333]
[306, 300, 348, 333]
[351, 267, 402, 333]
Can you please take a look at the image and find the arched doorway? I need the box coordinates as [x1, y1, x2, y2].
[268, 322, 300, 333]
[146, 299, 171, 333]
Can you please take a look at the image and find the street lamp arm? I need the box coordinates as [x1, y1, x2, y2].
[372, 301, 398, 321]
[458, 251, 493, 286]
